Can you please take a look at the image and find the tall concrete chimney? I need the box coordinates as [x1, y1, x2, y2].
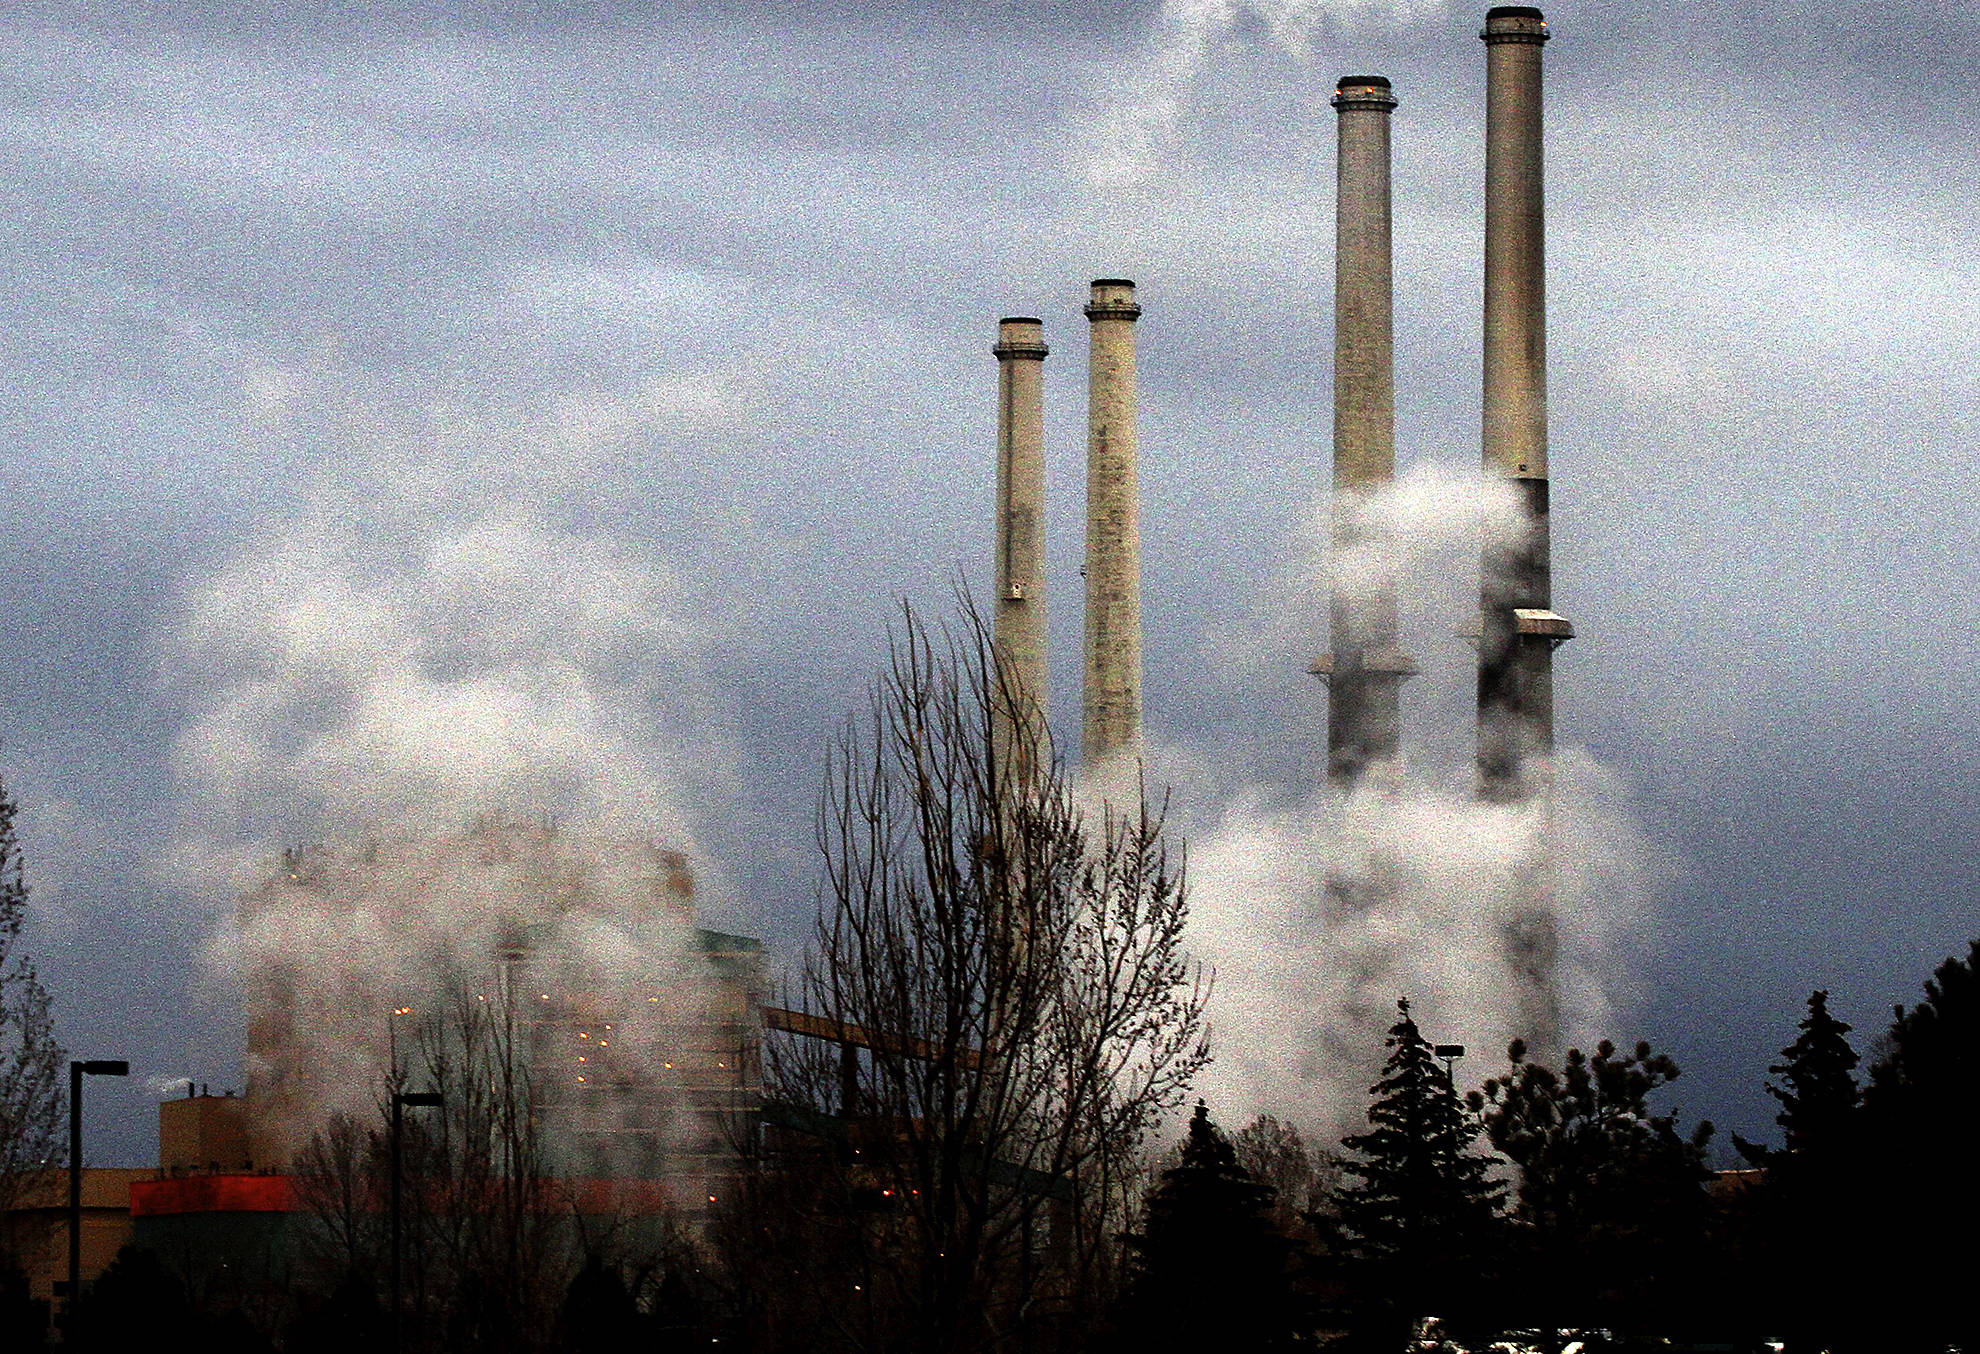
[992, 317, 1049, 771]
[1082, 279, 1143, 776]
[1319, 74, 1416, 789]
[1477, 5, 1571, 802]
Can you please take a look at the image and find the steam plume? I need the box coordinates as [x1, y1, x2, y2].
[163, 382, 750, 1171]
[1082, 0, 1452, 189]
[1179, 462, 1661, 1144]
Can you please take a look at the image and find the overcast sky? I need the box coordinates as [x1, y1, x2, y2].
[4, 0, 1978, 1164]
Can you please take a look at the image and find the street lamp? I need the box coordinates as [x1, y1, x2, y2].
[66, 1058, 129, 1330]
[391, 1088, 443, 1354]
[1434, 1044, 1466, 1085]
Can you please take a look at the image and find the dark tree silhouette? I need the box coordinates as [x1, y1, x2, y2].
[1327, 1000, 1501, 1344]
[1846, 941, 1980, 1352]
[1114, 1102, 1300, 1352]
[1736, 988, 1859, 1166]
[1475, 1036, 1711, 1335]
[1864, 940, 1980, 1129]
[70, 1245, 269, 1353]
[1722, 990, 1864, 1352]
[1768, 989, 1860, 1151]
[554, 1260, 642, 1353]
[0, 1261, 46, 1353]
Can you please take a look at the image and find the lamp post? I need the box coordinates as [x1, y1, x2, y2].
[1434, 1043, 1466, 1086]
[391, 1088, 443, 1354]
[66, 1057, 129, 1330]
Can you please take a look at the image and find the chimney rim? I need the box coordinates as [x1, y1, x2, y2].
[1090, 277, 1136, 289]
[1484, 4, 1544, 18]
[997, 316, 1045, 327]
[1335, 74, 1392, 89]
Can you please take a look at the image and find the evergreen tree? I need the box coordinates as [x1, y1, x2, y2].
[1735, 988, 1859, 1165]
[1848, 941, 1980, 1352]
[1725, 991, 1864, 1352]
[1115, 1101, 1301, 1352]
[1864, 940, 1980, 1133]
[1328, 1001, 1501, 1341]
[1475, 1037, 1712, 1335]
[1768, 989, 1859, 1150]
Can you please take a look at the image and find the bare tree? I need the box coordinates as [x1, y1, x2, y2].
[0, 775, 62, 1261]
[407, 975, 570, 1352]
[749, 596, 1209, 1354]
[293, 974, 580, 1354]
[294, 1110, 384, 1284]
[1233, 1114, 1331, 1241]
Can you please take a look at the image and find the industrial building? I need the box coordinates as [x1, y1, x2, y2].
[239, 820, 763, 1189]
[4, 830, 763, 1336]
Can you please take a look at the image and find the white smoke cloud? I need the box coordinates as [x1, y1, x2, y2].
[1081, 0, 1452, 189]
[1208, 458, 1524, 680]
[167, 511, 715, 887]
[161, 373, 759, 1168]
[1181, 752, 1661, 1146]
[144, 1073, 197, 1099]
[163, 378, 741, 899]
[1172, 460, 1663, 1147]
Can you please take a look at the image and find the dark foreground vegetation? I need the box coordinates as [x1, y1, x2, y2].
[5, 604, 1980, 1352]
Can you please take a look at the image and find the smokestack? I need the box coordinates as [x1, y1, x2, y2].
[992, 317, 1049, 771]
[1319, 74, 1415, 789]
[1477, 5, 1571, 802]
[1082, 279, 1143, 777]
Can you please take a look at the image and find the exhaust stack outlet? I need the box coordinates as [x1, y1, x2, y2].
[1082, 279, 1143, 779]
[1477, 5, 1571, 802]
[992, 317, 1049, 773]
[1318, 73, 1416, 789]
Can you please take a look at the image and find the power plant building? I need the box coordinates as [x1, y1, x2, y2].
[241, 822, 763, 1193]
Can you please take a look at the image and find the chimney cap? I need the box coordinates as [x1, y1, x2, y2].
[1332, 74, 1398, 109]
[993, 318, 1049, 359]
[1482, 5, 1548, 41]
[1085, 279, 1142, 322]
